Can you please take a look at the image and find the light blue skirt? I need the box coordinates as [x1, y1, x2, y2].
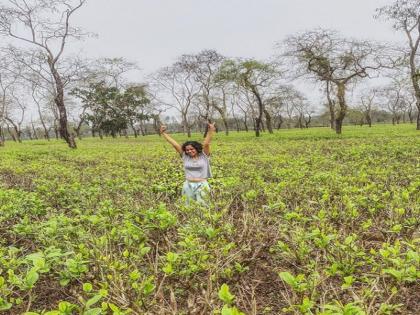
[182, 180, 210, 204]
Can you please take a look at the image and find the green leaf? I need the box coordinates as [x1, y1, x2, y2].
[279, 271, 296, 287]
[83, 282, 93, 292]
[142, 277, 155, 296]
[0, 302, 13, 311]
[140, 246, 151, 256]
[129, 270, 141, 281]
[218, 283, 235, 304]
[25, 270, 39, 288]
[58, 301, 76, 312]
[383, 268, 402, 281]
[221, 305, 245, 315]
[108, 303, 120, 312]
[85, 295, 102, 308]
[60, 278, 71, 286]
[83, 308, 102, 315]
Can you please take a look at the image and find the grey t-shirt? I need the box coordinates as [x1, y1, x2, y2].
[182, 152, 212, 179]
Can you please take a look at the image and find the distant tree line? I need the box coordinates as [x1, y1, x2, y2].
[0, 0, 419, 148]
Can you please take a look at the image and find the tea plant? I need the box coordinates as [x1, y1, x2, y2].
[0, 124, 418, 314]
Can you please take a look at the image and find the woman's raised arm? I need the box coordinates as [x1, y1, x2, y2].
[203, 122, 216, 156]
[160, 125, 183, 154]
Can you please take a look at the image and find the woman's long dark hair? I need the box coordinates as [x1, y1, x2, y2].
[182, 141, 203, 154]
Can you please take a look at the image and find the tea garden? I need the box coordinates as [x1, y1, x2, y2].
[0, 124, 419, 314]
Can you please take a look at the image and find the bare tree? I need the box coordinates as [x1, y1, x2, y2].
[4, 88, 27, 142]
[376, 0, 420, 129]
[181, 50, 230, 135]
[86, 57, 139, 89]
[151, 58, 201, 137]
[283, 29, 391, 134]
[378, 79, 406, 125]
[294, 100, 314, 128]
[216, 59, 281, 136]
[358, 88, 379, 127]
[233, 90, 253, 131]
[0, 58, 18, 146]
[275, 85, 306, 129]
[0, 0, 89, 148]
[405, 87, 417, 123]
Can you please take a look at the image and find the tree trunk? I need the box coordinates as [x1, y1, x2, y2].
[181, 113, 191, 137]
[305, 115, 312, 128]
[276, 115, 283, 130]
[130, 120, 138, 138]
[407, 39, 420, 130]
[213, 104, 229, 135]
[49, 60, 76, 148]
[31, 123, 39, 140]
[366, 114, 372, 127]
[7, 125, 16, 142]
[203, 123, 209, 138]
[74, 118, 85, 140]
[255, 117, 261, 137]
[54, 120, 59, 139]
[334, 82, 347, 134]
[0, 127, 4, 146]
[5, 118, 21, 143]
[407, 108, 414, 123]
[263, 109, 273, 133]
[326, 81, 335, 130]
[222, 115, 229, 135]
[250, 85, 264, 137]
[74, 127, 81, 140]
[139, 120, 146, 136]
[298, 114, 304, 129]
[36, 99, 50, 140]
[234, 119, 240, 132]
[244, 115, 249, 132]
[152, 116, 161, 134]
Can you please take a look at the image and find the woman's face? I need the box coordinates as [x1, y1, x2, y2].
[185, 145, 198, 157]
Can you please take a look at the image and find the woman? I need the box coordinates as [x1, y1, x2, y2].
[160, 123, 216, 204]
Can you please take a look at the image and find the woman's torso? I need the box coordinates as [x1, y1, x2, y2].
[182, 152, 212, 182]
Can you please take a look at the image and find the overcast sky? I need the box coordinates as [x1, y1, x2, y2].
[72, 0, 400, 75]
[67, 0, 403, 109]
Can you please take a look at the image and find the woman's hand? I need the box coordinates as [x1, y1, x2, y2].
[160, 125, 167, 134]
[208, 122, 216, 132]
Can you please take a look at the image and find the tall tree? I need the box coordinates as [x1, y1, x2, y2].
[376, 0, 420, 129]
[358, 88, 379, 127]
[283, 29, 389, 134]
[185, 50, 229, 135]
[0, 0, 89, 148]
[151, 59, 201, 137]
[87, 57, 139, 89]
[378, 79, 408, 125]
[0, 55, 18, 146]
[216, 59, 280, 137]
